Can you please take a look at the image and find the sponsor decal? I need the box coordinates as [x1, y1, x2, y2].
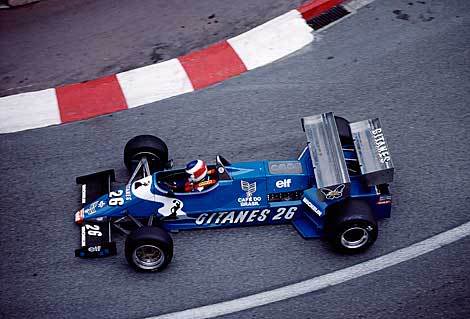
[81, 226, 86, 246]
[125, 184, 132, 201]
[238, 197, 262, 207]
[275, 178, 292, 188]
[97, 201, 106, 208]
[377, 194, 392, 205]
[321, 184, 345, 200]
[84, 201, 100, 215]
[238, 180, 261, 207]
[371, 128, 391, 163]
[81, 184, 86, 204]
[195, 207, 297, 225]
[88, 245, 101, 252]
[169, 200, 182, 217]
[269, 161, 302, 174]
[241, 180, 256, 197]
[377, 200, 391, 205]
[302, 197, 322, 216]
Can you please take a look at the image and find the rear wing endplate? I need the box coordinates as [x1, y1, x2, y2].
[350, 118, 394, 186]
[302, 112, 350, 201]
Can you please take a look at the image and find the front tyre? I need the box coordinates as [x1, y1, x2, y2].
[125, 227, 173, 272]
[124, 135, 168, 174]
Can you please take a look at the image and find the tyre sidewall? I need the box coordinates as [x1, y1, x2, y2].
[125, 227, 173, 272]
[326, 200, 378, 253]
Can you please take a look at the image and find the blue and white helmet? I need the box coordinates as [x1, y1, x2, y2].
[185, 159, 208, 183]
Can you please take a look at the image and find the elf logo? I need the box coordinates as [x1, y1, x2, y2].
[275, 178, 292, 188]
[88, 245, 101, 252]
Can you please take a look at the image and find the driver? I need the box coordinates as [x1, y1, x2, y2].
[169, 160, 216, 192]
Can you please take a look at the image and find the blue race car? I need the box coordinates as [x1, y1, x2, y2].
[74, 112, 394, 272]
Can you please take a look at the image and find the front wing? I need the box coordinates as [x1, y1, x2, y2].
[75, 219, 117, 258]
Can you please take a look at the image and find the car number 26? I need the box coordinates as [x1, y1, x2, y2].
[272, 207, 297, 220]
[108, 190, 124, 206]
[85, 224, 102, 237]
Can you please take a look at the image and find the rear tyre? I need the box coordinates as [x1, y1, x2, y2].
[124, 135, 168, 174]
[327, 200, 378, 253]
[125, 226, 173, 272]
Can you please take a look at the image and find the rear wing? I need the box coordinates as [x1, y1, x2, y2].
[301, 112, 394, 201]
[350, 118, 394, 186]
[302, 113, 350, 201]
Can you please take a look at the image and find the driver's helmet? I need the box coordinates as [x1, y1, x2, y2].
[185, 159, 208, 183]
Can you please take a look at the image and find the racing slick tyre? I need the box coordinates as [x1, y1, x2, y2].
[334, 116, 354, 145]
[326, 200, 378, 253]
[125, 226, 173, 272]
[124, 135, 168, 173]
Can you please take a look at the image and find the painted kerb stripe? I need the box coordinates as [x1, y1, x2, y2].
[1, 0, 347, 133]
[179, 41, 247, 90]
[56, 75, 127, 123]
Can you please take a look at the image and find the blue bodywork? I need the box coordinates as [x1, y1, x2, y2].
[80, 145, 392, 239]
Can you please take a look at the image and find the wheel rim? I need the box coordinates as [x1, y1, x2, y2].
[340, 226, 369, 249]
[132, 244, 165, 270]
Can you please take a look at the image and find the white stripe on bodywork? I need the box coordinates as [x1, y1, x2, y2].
[228, 10, 314, 70]
[81, 226, 86, 247]
[297, 146, 308, 161]
[81, 184, 87, 204]
[131, 176, 188, 218]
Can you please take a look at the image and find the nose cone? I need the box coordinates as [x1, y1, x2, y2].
[75, 208, 84, 224]
[80, 183, 139, 221]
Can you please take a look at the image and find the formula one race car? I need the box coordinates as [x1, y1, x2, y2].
[74, 112, 394, 272]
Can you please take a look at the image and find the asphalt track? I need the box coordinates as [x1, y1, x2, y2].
[0, 0, 308, 96]
[1, 0, 470, 318]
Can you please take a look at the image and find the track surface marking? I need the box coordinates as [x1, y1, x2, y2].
[150, 221, 470, 319]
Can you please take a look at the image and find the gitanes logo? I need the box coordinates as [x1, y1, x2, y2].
[238, 180, 261, 207]
[125, 184, 132, 201]
[372, 128, 391, 163]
